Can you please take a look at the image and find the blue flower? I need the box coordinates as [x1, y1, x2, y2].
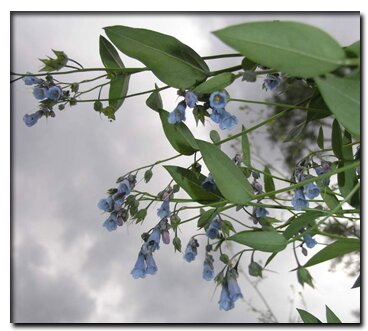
[291, 188, 309, 211]
[315, 164, 330, 185]
[202, 256, 214, 281]
[227, 271, 243, 302]
[97, 196, 114, 212]
[118, 179, 131, 195]
[255, 207, 269, 218]
[263, 74, 281, 91]
[168, 101, 186, 124]
[183, 238, 199, 263]
[103, 214, 118, 232]
[157, 200, 170, 219]
[201, 174, 216, 192]
[23, 111, 43, 127]
[218, 283, 235, 311]
[219, 111, 238, 130]
[131, 252, 146, 279]
[303, 234, 317, 249]
[210, 108, 225, 123]
[209, 91, 228, 109]
[304, 182, 320, 199]
[185, 91, 198, 108]
[206, 218, 221, 239]
[23, 73, 43, 85]
[144, 227, 161, 252]
[33, 87, 47, 100]
[145, 253, 158, 275]
[46, 86, 62, 101]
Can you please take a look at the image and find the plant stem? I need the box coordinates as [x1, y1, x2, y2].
[202, 53, 242, 60]
[209, 65, 243, 76]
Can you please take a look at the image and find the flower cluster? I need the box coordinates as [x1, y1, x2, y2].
[22, 72, 68, 127]
[183, 237, 199, 263]
[167, 90, 238, 130]
[251, 171, 269, 224]
[97, 175, 137, 231]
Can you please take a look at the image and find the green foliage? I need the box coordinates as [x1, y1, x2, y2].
[317, 126, 324, 149]
[302, 238, 360, 268]
[315, 74, 360, 138]
[331, 119, 343, 159]
[40, 49, 68, 71]
[159, 109, 198, 155]
[229, 230, 287, 253]
[104, 25, 209, 89]
[164, 166, 222, 203]
[144, 169, 153, 183]
[209, 130, 221, 144]
[297, 268, 314, 288]
[263, 166, 275, 198]
[214, 21, 345, 77]
[297, 309, 322, 323]
[241, 126, 251, 168]
[99, 36, 130, 116]
[197, 208, 218, 228]
[197, 140, 253, 205]
[325, 306, 341, 323]
[284, 210, 324, 239]
[146, 84, 163, 111]
[193, 73, 236, 94]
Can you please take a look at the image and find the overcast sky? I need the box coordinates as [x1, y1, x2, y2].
[12, 13, 360, 323]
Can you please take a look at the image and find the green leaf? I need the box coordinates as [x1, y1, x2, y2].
[144, 169, 153, 183]
[306, 94, 332, 122]
[264, 252, 277, 267]
[352, 275, 360, 289]
[193, 73, 236, 94]
[209, 130, 221, 144]
[303, 238, 360, 268]
[105, 25, 209, 89]
[315, 74, 360, 138]
[241, 125, 251, 167]
[99, 36, 130, 114]
[345, 40, 360, 58]
[164, 166, 222, 204]
[263, 166, 275, 198]
[196, 140, 253, 205]
[337, 130, 360, 208]
[197, 208, 218, 228]
[297, 309, 322, 324]
[325, 306, 342, 323]
[229, 230, 287, 253]
[159, 109, 198, 155]
[317, 126, 324, 149]
[213, 21, 345, 78]
[297, 268, 314, 288]
[319, 185, 341, 212]
[331, 119, 343, 159]
[284, 210, 324, 240]
[146, 84, 163, 112]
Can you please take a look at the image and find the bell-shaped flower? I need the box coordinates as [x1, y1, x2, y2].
[202, 255, 214, 281]
[218, 283, 235, 311]
[46, 86, 62, 101]
[303, 234, 317, 249]
[168, 101, 186, 124]
[157, 200, 170, 219]
[255, 207, 269, 219]
[206, 218, 221, 239]
[184, 91, 198, 108]
[209, 91, 228, 109]
[145, 253, 158, 275]
[33, 87, 47, 100]
[103, 214, 118, 232]
[227, 270, 243, 302]
[291, 188, 309, 211]
[23, 111, 43, 127]
[183, 238, 199, 263]
[131, 252, 146, 279]
[97, 196, 114, 212]
[304, 182, 320, 199]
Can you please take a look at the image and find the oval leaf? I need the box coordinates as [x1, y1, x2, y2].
[241, 125, 251, 168]
[331, 119, 343, 159]
[196, 140, 253, 204]
[213, 21, 345, 77]
[263, 166, 275, 198]
[315, 74, 360, 138]
[99, 36, 130, 113]
[337, 130, 360, 208]
[317, 126, 324, 150]
[105, 25, 209, 89]
[297, 309, 322, 324]
[210, 130, 221, 144]
[193, 72, 236, 94]
[159, 109, 198, 155]
[229, 230, 287, 252]
[146, 84, 163, 112]
[164, 165, 222, 204]
[345, 40, 360, 58]
[303, 238, 360, 268]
